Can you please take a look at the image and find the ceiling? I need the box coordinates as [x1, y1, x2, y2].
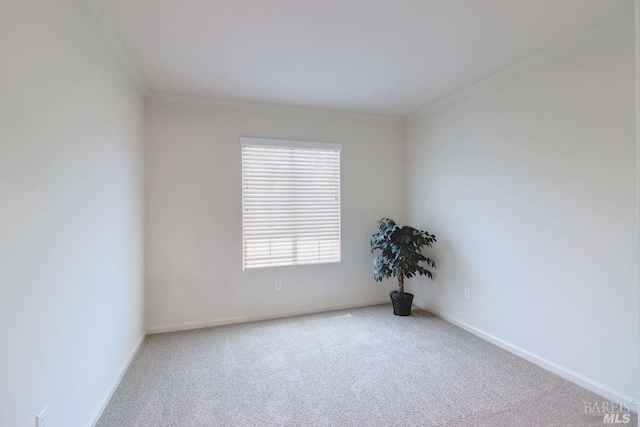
[97, 0, 634, 117]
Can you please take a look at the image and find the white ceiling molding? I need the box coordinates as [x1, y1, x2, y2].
[79, 0, 148, 95]
[406, 11, 634, 123]
[147, 92, 404, 124]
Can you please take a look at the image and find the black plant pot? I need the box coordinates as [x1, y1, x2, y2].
[390, 291, 414, 316]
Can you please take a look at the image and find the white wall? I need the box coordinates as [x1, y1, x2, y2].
[145, 97, 405, 331]
[0, 1, 145, 426]
[637, 0, 640, 411]
[405, 23, 638, 407]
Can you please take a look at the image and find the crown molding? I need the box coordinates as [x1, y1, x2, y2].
[78, 1, 632, 124]
[147, 92, 404, 124]
[79, 0, 149, 95]
[405, 12, 634, 123]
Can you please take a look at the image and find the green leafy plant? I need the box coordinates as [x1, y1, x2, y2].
[370, 218, 436, 293]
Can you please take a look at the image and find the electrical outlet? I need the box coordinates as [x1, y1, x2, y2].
[36, 407, 47, 427]
[464, 288, 470, 300]
[275, 280, 282, 291]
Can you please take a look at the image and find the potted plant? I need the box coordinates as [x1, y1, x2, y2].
[370, 218, 436, 316]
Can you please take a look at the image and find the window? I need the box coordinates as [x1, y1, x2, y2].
[241, 137, 342, 270]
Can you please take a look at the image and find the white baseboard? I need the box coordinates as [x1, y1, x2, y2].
[85, 333, 146, 427]
[413, 300, 638, 413]
[146, 299, 390, 334]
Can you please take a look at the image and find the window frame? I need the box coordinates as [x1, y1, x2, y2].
[240, 137, 343, 270]
[240, 137, 342, 271]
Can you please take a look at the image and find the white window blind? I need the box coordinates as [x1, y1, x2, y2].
[241, 137, 342, 270]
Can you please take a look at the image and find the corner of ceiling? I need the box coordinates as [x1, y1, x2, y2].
[404, 10, 635, 125]
[79, 0, 149, 96]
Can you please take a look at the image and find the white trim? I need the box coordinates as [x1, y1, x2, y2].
[79, 0, 149, 95]
[406, 12, 635, 122]
[85, 333, 146, 427]
[240, 137, 342, 151]
[635, 0, 640, 413]
[147, 92, 404, 124]
[412, 300, 638, 413]
[146, 299, 390, 334]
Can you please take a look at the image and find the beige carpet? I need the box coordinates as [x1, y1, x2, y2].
[97, 305, 636, 426]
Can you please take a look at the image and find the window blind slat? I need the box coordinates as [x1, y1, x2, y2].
[242, 141, 341, 270]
